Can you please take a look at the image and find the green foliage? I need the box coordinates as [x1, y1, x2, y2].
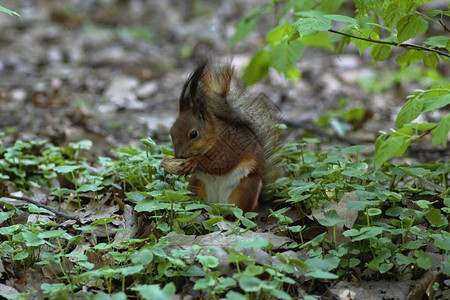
[230, 0, 449, 169]
[0, 5, 20, 18]
[0, 137, 448, 297]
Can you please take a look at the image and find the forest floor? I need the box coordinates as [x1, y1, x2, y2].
[0, 1, 449, 299]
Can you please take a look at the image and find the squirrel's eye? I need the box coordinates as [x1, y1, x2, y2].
[189, 130, 198, 139]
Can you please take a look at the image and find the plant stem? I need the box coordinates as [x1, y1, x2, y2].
[328, 29, 450, 58]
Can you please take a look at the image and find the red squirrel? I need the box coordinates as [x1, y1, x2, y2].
[169, 61, 279, 212]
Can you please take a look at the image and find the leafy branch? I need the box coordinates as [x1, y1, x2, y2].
[438, 20, 450, 33]
[328, 29, 450, 58]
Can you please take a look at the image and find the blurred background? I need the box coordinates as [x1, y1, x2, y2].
[0, 0, 448, 160]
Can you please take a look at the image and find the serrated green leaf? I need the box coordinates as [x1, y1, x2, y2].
[230, 7, 265, 48]
[431, 114, 450, 147]
[371, 44, 392, 61]
[324, 14, 357, 25]
[423, 53, 439, 69]
[424, 35, 450, 49]
[270, 40, 304, 75]
[395, 96, 424, 127]
[355, 0, 384, 15]
[423, 93, 450, 113]
[405, 122, 436, 131]
[337, 36, 351, 54]
[352, 28, 379, 55]
[242, 49, 270, 85]
[374, 136, 404, 169]
[396, 49, 425, 70]
[382, 1, 407, 27]
[286, 65, 301, 82]
[266, 22, 292, 46]
[299, 31, 334, 50]
[397, 14, 429, 44]
[366, 22, 396, 34]
[292, 16, 332, 37]
[317, 0, 346, 13]
[426, 9, 444, 17]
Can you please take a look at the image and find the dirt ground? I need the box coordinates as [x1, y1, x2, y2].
[0, 0, 448, 162]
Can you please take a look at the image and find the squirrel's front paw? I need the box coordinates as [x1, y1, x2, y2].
[179, 157, 199, 175]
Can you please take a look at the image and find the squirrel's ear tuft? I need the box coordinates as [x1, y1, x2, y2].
[179, 61, 208, 112]
[203, 62, 234, 97]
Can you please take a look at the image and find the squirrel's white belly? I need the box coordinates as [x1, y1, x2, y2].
[194, 165, 252, 203]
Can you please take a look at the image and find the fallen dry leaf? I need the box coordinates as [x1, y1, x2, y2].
[0, 283, 19, 297]
[312, 191, 359, 229]
[113, 204, 138, 246]
[407, 271, 441, 300]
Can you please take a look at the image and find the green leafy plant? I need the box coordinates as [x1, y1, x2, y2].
[230, 0, 449, 169]
[0, 135, 448, 298]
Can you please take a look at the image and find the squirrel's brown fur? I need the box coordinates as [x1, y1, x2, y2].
[170, 60, 279, 212]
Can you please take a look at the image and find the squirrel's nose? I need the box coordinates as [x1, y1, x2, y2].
[173, 149, 183, 159]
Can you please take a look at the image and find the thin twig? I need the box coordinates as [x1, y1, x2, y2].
[328, 29, 450, 58]
[415, 125, 438, 141]
[3, 195, 81, 222]
[438, 20, 450, 33]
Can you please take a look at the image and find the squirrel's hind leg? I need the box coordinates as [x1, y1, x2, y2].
[188, 176, 207, 199]
[229, 173, 262, 213]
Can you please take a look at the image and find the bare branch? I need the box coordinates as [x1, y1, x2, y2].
[3, 195, 81, 222]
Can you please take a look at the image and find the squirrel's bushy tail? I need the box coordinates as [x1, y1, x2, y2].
[192, 60, 281, 187]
